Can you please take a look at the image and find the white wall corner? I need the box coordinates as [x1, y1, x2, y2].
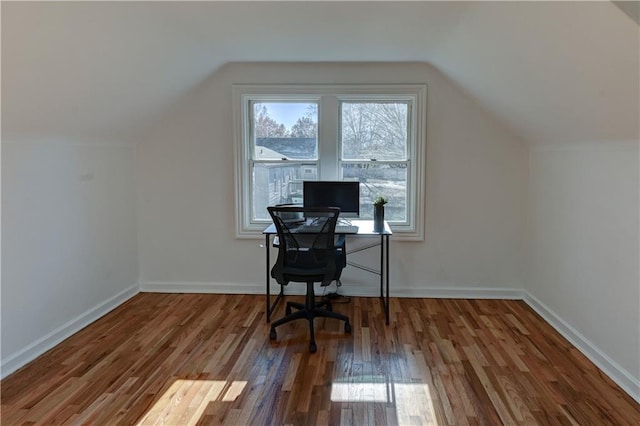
[0, 284, 139, 379]
[523, 292, 640, 404]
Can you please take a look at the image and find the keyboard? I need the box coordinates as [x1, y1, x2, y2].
[294, 224, 359, 234]
[335, 225, 359, 234]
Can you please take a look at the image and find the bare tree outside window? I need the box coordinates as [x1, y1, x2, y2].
[290, 104, 318, 138]
[254, 104, 289, 138]
[341, 101, 409, 221]
[341, 102, 408, 160]
[290, 116, 317, 138]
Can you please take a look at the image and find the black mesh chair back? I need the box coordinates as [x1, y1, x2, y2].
[268, 206, 343, 287]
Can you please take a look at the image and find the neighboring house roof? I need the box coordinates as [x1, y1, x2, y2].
[256, 138, 316, 160]
[255, 145, 285, 160]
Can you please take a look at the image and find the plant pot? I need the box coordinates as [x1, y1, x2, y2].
[373, 204, 385, 232]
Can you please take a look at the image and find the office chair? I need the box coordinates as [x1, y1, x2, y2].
[267, 206, 352, 353]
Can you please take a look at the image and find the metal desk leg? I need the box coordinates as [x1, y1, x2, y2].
[385, 235, 390, 325]
[380, 234, 384, 299]
[265, 233, 284, 323]
[265, 234, 270, 322]
[379, 233, 390, 325]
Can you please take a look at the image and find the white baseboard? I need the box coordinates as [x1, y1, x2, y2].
[139, 281, 265, 294]
[523, 292, 640, 404]
[139, 280, 525, 300]
[391, 286, 524, 299]
[0, 284, 139, 379]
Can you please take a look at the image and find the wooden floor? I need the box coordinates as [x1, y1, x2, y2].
[2, 294, 639, 425]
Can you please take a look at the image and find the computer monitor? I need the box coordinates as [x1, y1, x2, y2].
[303, 181, 360, 218]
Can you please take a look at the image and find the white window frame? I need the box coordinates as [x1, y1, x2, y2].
[233, 84, 427, 241]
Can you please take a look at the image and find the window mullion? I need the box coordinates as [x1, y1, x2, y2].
[318, 95, 339, 179]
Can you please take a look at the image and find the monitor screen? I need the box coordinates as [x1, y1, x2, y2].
[303, 181, 360, 218]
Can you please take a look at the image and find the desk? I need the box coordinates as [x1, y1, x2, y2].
[263, 219, 392, 325]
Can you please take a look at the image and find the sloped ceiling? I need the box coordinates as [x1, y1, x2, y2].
[2, 1, 638, 145]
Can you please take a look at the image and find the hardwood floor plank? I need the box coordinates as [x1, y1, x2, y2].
[2, 294, 639, 425]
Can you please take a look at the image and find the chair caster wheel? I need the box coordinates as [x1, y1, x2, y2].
[344, 322, 352, 333]
[309, 342, 317, 353]
[270, 329, 277, 340]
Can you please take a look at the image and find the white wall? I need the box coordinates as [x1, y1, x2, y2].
[1, 141, 139, 375]
[137, 62, 528, 295]
[527, 142, 640, 397]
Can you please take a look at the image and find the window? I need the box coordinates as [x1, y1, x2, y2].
[233, 84, 426, 240]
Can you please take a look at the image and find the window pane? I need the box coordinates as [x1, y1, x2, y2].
[341, 102, 408, 161]
[252, 163, 318, 220]
[253, 102, 318, 160]
[342, 163, 407, 221]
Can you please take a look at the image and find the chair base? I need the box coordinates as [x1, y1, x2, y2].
[269, 282, 351, 353]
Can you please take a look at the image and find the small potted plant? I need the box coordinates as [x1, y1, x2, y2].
[373, 196, 387, 232]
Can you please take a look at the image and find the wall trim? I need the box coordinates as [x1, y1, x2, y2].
[0, 284, 139, 379]
[139, 281, 525, 300]
[391, 286, 524, 299]
[139, 281, 265, 294]
[524, 292, 640, 404]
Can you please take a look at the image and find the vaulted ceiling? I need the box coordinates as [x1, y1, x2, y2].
[2, 1, 638, 145]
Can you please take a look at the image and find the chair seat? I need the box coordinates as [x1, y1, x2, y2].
[273, 249, 344, 285]
[279, 270, 328, 283]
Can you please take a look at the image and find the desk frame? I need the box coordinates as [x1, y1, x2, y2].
[263, 220, 391, 325]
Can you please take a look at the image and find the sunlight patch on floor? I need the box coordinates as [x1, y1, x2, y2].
[136, 379, 247, 425]
[331, 381, 438, 424]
